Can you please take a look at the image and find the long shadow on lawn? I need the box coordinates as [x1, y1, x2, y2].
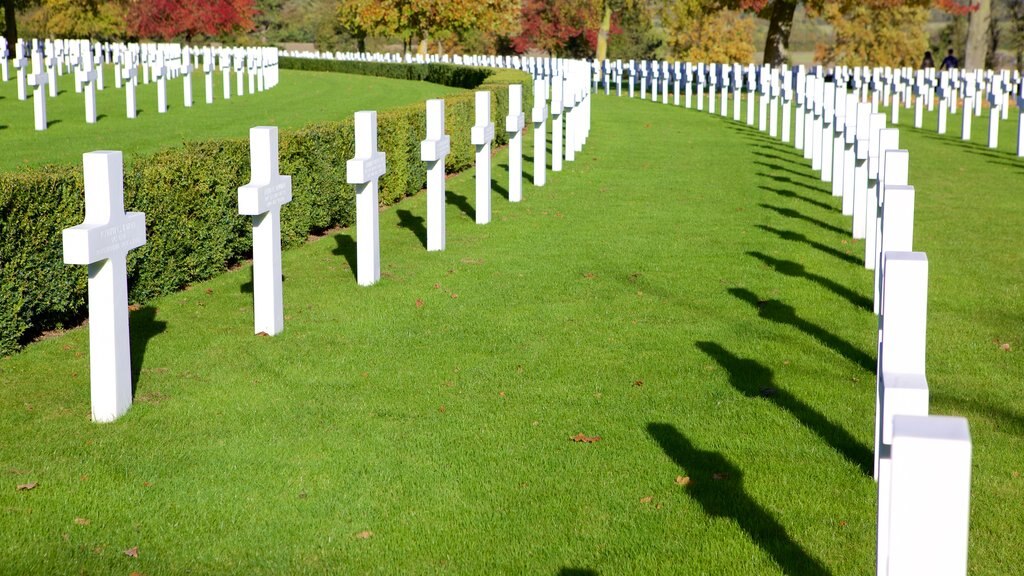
[759, 185, 834, 212]
[446, 190, 475, 221]
[918, 130, 1024, 173]
[728, 287, 874, 371]
[646, 422, 832, 575]
[753, 161, 820, 183]
[759, 204, 847, 236]
[558, 569, 598, 576]
[747, 251, 871, 311]
[756, 225, 861, 267]
[491, 178, 510, 201]
[756, 173, 830, 197]
[332, 233, 358, 280]
[696, 341, 873, 475]
[129, 306, 168, 396]
[931, 393, 1024, 437]
[396, 209, 427, 248]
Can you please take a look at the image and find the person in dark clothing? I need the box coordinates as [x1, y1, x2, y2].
[941, 49, 959, 70]
[921, 51, 935, 69]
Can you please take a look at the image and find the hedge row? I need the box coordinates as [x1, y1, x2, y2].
[0, 61, 533, 355]
[278, 57, 491, 90]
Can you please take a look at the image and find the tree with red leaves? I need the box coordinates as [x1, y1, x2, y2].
[510, 0, 604, 57]
[128, 0, 256, 42]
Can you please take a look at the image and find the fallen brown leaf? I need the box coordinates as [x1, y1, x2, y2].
[415, 299, 424, 309]
[256, 331, 269, 337]
[639, 496, 653, 503]
[712, 472, 729, 480]
[433, 283, 441, 289]
[142, 481, 153, 488]
[583, 272, 595, 279]
[16, 482, 37, 491]
[1012, 471, 1020, 478]
[128, 304, 141, 312]
[438, 405, 446, 413]
[355, 530, 373, 539]
[839, 520, 848, 527]
[124, 546, 139, 558]
[633, 380, 644, 387]
[675, 475, 691, 486]
[74, 517, 90, 526]
[571, 433, 601, 443]
[450, 293, 458, 299]
[499, 391, 506, 398]
[1000, 342, 1011, 351]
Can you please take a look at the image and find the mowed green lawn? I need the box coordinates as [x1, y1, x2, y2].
[0, 66, 463, 171]
[1, 82, 1022, 574]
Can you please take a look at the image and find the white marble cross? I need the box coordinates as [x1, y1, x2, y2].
[45, 41, 58, 98]
[62, 151, 147, 422]
[238, 127, 292, 335]
[987, 86, 1002, 148]
[13, 40, 28, 100]
[471, 91, 495, 224]
[551, 74, 564, 172]
[155, 50, 168, 113]
[346, 111, 387, 286]
[852, 102, 874, 239]
[0, 37, 8, 82]
[123, 55, 138, 119]
[532, 78, 549, 187]
[1017, 92, 1024, 157]
[506, 84, 526, 203]
[27, 44, 49, 131]
[794, 68, 806, 148]
[221, 51, 232, 99]
[882, 414, 971, 576]
[819, 81, 835, 181]
[76, 43, 99, 124]
[181, 46, 194, 108]
[421, 99, 450, 252]
[92, 43, 104, 92]
[203, 47, 215, 104]
[234, 49, 246, 96]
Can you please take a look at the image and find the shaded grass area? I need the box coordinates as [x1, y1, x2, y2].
[0, 90, 1020, 574]
[0, 67, 462, 171]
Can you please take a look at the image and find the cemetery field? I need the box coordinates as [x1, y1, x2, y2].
[0, 68, 463, 172]
[2, 86, 1023, 574]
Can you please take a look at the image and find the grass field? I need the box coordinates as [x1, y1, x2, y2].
[0, 66, 463, 172]
[1, 76, 1022, 574]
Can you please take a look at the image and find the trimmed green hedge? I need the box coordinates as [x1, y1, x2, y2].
[0, 61, 533, 355]
[279, 57, 491, 90]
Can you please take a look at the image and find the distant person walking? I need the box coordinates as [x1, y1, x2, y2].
[941, 49, 959, 70]
[921, 50, 935, 69]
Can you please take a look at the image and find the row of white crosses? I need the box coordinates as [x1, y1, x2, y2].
[754, 68, 974, 576]
[4, 38, 280, 130]
[607, 58, 976, 574]
[58, 55, 593, 421]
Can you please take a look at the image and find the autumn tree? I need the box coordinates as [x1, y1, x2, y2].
[510, 0, 602, 56]
[127, 0, 256, 42]
[338, 0, 519, 54]
[3, 0, 40, 56]
[661, 0, 757, 63]
[21, 0, 128, 40]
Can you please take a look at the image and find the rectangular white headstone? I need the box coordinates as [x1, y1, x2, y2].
[238, 127, 292, 335]
[533, 78, 549, 187]
[884, 415, 972, 576]
[346, 111, 387, 286]
[62, 151, 147, 422]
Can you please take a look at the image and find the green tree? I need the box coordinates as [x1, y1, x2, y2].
[21, 0, 128, 40]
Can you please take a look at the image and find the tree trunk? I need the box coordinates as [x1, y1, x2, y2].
[596, 4, 612, 61]
[763, 0, 797, 67]
[965, 0, 991, 71]
[3, 0, 18, 59]
[418, 32, 428, 56]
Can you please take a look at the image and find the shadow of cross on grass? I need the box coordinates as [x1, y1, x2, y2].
[755, 225, 861, 267]
[759, 204, 848, 236]
[746, 251, 872, 311]
[728, 287, 874, 371]
[396, 209, 427, 249]
[646, 423, 832, 576]
[129, 306, 167, 397]
[695, 341, 873, 475]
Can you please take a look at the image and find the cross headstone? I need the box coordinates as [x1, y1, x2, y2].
[0, 37, 8, 82]
[238, 127, 292, 335]
[203, 47, 215, 104]
[346, 111, 386, 286]
[551, 74, 564, 172]
[532, 78, 548, 187]
[819, 81, 835, 182]
[27, 43, 49, 132]
[470, 91, 495, 224]
[76, 43, 99, 124]
[221, 51, 232, 99]
[13, 40, 28, 100]
[506, 84, 526, 203]
[234, 49, 246, 96]
[421, 99, 450, 252]
[62, 151, 147, 422]
[92, 43, 104, 92]
[842, 92, 860, 215]
[45, 40, 58, 98]
[795, 68, 806, 149]
[181, 46, 194, 108]
[564, 75, 577, 163]
[882, 414, 971, 576]
[830, 84, 847, 198]
[851, 102, 874, 238]
[123, 55, 138, 119]
[867, 129, 900, 271]
[154, 50, 168, 113]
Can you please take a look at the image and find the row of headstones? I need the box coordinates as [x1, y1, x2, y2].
[1, 37, 279, 131]
[58, 58, 596, 423]
[598, 57, 1024, 154]
[668, 63, 973, 576]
